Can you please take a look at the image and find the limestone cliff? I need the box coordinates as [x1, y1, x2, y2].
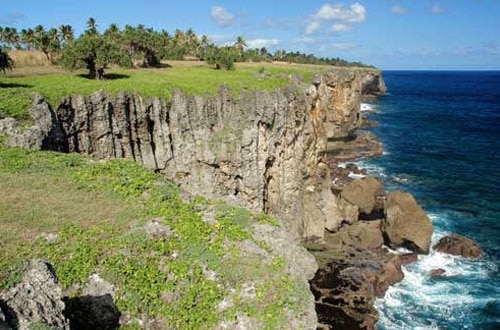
[5, 69, 385, 242]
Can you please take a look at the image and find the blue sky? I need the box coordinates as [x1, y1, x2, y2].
[1, 0, 499, 70]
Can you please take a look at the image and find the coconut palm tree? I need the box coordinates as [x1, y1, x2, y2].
[86, 17, 98, 35]
[233, 36, 247, 61]
[20, 28, 35, 50]
[58, 25, 74, 45]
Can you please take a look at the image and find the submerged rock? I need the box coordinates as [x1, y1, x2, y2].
[433, 234, 482, 259]
[430, 268, 446, 278]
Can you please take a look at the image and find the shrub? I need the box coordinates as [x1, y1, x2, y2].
[205, 46, 236, 70]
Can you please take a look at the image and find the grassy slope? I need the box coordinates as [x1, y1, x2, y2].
[0, 145, 309, 329]
[0, 61, 336, 119]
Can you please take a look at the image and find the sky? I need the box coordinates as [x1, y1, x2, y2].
[0, 0, 499, 70]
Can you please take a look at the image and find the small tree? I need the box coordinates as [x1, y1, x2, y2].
[205, 46, 236, 70]
[61, 32, 131, 79]
[0, 49, 13, 73]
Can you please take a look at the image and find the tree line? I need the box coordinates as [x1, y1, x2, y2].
[0, 18, 373, 78]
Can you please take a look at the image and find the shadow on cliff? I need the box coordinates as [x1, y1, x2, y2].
[0, 82, 32, 88]
[0, 298, 19, 329]
[63, 294, 121, 329]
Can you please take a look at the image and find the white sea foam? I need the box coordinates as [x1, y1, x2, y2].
[354, 160, 387, 178]
[360, 102, 378, 113]
[376, 225, 493, 329]
[348, 171, 366, 179]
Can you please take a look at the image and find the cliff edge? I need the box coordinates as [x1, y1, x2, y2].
[6, 69, 385, 244]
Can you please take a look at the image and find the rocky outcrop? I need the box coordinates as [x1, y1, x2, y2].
[433, 234, 482, 259]
[6, 95, 66, 152]
[6, 69, 385, 243]
[360, 72, 387, 99]
[382, 191, 433, 254]
[0, 260, 69, 330]
[310, 220, 405, 330]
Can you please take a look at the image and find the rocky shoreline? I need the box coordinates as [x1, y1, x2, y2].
[0, 69, 484, 329]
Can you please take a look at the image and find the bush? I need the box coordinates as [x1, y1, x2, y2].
[205, 46, 236, 70]
[0, 49, 14, 73]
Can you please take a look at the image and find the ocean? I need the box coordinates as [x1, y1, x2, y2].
[359, 71, 500, 329]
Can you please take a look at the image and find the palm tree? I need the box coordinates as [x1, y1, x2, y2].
[233, 36, 247, 61]
[2, 27, 20, 49]
[20, 28, 35, 50]
[86, 17, 98, 35]
[184, 28, 199, 57]
[58, 25, 74, 45]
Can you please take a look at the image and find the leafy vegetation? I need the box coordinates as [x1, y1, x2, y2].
[0, 48, 13, 73]
[0, 18, 374, 76]
[0, 144, 307, 328]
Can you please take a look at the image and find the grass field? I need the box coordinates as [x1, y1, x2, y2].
[0, 144, 309, 328]
[0, 59, 338, 119]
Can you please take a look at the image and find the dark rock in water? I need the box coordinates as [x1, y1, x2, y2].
[399, 252, 418, 265]
[433, 234, 483, 259]
[0, 260, 69, 329]
[382, 191, 433, 254]
[310, 220, 405, 329]
[310, 246, 404, 330]
[430, 268, 446, 278]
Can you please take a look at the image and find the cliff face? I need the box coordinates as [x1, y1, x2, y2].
[6, 69, 385, 242]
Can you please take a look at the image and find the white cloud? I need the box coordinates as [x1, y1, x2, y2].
[246, 38, 280, 49]
[431, 5, 445, 15]
[211, 6, 235, 27]
[391, 6, 409, 15]
[331, 42, 357, 51]
[306, 2, 366, 35]
[305, 21, 320, 35]
[331, 23, 352, 32]
[314, 3, 366, 23]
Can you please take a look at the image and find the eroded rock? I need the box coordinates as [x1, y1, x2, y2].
[433, 234, 482, 259]
[0, 260, 69, 330]
[382, 191, 433, 254]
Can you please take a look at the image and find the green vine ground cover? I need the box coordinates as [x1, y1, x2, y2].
[0, 144, 308, 329]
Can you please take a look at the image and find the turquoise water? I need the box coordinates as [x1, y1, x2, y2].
[361, 71, 500, 329]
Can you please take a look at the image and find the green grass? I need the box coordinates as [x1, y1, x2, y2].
[0, 144, 308, 329]
[0, 62, 331, 119]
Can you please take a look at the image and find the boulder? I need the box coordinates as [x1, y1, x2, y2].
[310, 246, 403, 330]
[382, 191, 433, 254]
[0, 260, 69, 329]
[433, 234, 482, 259]
[430, 268, 446, 278]
[325, 220, 384, 251]
[398, 253, 418, 265]
[340, 176, 384, 216]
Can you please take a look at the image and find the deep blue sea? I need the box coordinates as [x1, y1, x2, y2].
[359, 71, 500, 329]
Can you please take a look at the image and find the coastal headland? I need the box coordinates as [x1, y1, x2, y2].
[0, 66, 482, 329]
